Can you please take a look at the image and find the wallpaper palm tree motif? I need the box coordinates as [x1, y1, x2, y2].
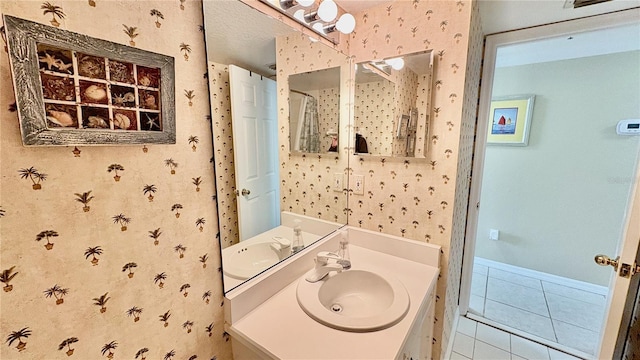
[148, 228, 162, 246]
[5, 328, 31, 352]
[43, 284, 69, 305]
[35, 230, 59, 250]
[112, 213, 131, 231]
[41, 2, 65, 27]
[107, 164, 124, 181]
[84, 246, 103, 265]
[1, 267, 18, 292]
[1, 2, 229, 360]
[74, 190, 94, 212]
[18, 167, 47, 190]
[58, 337, 79, 356]
[92, 292, 110, 313]
[122, 25, 139, 46]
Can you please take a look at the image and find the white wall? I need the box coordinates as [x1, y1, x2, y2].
[476, 51, 640, 286]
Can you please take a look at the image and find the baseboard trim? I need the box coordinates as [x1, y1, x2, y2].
[443, 307, 460, 360]
[474, 257, 608, 296]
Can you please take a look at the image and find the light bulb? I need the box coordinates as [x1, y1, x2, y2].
[309, 36, 319, 42]
[335, 13, 355, 34]
[391, 58, 404, 70]
[317, 0, 337, 22]
[297, 0, 314, 7]
[312, 22, 325, 34]
[293, 9, 306, 22]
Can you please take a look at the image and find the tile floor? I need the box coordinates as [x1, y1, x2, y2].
[451, 316, 583, 360]
[466, 261, 607, 357]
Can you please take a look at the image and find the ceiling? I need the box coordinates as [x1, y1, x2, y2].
[477, 0, 640, 34]
[202, 0, 639, 77]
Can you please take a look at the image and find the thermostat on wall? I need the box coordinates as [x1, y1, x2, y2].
[617, 119, 640, 135]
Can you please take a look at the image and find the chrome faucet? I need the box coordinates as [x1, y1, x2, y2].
[305, 251, 347, 283]
[270, 236, 291, 258]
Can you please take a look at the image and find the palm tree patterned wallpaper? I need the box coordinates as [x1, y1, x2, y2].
[347, 1, 482, 358]
[276, 33, 350, 226]
[355, 77, 396, 155]
[316, 87, 340, 152]
[208, 61, 239, 249]
[209, 31, 352, 249]
[0, 1, 231, 359]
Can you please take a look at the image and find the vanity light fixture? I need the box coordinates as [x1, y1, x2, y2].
[279, 0, 314, 10]
[262, 0, 357, 42]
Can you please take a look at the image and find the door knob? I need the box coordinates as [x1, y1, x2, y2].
[594, 254, 619, 271]
[241, 189, 251, 196]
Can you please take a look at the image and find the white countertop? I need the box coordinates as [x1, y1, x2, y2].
[228, 244, 439, 360]
[222, 225, 323, 290]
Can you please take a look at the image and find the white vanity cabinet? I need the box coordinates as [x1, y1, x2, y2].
[224, 227, 440, 360]
[397, 289, 436, 360]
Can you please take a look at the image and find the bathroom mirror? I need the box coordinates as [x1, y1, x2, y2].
[289, 67, 341, 155]
[202, 0, 348, 293]
[354, 51, 434, 158]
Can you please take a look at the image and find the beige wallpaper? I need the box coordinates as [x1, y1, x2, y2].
[348, 1, 480, 358]
[0, 1, 231, 359]
[354, 78, 395, 154]
[392, 66, 419, 157]
[208, 61, 240, 248]
[277, 33, 349, 224]
[317, 87, 340, 152]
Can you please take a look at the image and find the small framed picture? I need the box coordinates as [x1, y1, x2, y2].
[487, 95, 535, 146]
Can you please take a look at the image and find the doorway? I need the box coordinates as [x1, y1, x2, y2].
[460, 11, 640, 359]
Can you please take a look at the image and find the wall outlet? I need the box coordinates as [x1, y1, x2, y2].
[489, 229, 500, 241]
[333, 173, 343, 192]
[353, 175, 364, 195]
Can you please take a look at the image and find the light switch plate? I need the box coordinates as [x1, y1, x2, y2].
[333, 173, 343, 192]
[353, 175, 364, 195]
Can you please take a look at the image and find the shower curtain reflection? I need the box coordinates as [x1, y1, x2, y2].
[292, 91, 320, 153]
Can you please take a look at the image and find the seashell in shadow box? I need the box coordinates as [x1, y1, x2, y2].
[84, 85, 107, 101]
[113, 113, 131, 130]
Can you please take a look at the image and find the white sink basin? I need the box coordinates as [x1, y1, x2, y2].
[296, 269, 410, 332]
[224, 242, 285, 280]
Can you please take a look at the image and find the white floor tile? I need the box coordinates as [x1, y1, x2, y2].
[469, 294, 486, 315]
[552, 320, 598, 356]
[511, 335, 551, 360]
[476, 323, 511, 352]
[484, 300, 556, 342]
[474, 340, 511, 360]
[450, 351, 472, 360]
[548, 348, 583, 360]
[453, 332, 475, 358]
[489, 268, 543, 290]
[511, 355, 527, 360]
[471, 273, 488, 297]
[545, 293, 605, 330]
[474, 263, 489, 275]
[487, 277, 550, 317]
[541, 281, 606, 307]
[458, 316, 478, 338]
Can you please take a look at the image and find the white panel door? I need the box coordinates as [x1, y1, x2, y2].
[229, 65, 279, 241]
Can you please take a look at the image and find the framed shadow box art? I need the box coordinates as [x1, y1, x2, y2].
[3, 15, 176, 146]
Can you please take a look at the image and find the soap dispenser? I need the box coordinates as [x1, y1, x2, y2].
[336, 230, 351, 270]
[292, 219, 304, 253]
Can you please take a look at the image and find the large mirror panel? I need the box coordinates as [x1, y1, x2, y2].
[203, 0, 349, 293]
[354, 51, 434, 158]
